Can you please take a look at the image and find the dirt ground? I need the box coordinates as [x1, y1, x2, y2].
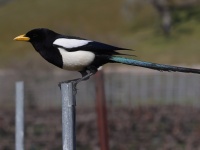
[1, 105, 200, 150]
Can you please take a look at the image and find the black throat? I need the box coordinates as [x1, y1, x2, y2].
[31, 41, 63, 69]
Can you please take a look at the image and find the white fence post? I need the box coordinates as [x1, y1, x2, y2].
[15, 81, 24, 150]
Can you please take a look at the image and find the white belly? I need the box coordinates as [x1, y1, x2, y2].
[58, 48, 95, 71]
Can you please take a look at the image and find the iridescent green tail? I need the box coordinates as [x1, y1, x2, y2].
[110, 56, 200, 74]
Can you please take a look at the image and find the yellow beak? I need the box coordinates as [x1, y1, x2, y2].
[14, 34, 30, 41]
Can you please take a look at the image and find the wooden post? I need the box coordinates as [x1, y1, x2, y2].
[95, 71, 109, 150]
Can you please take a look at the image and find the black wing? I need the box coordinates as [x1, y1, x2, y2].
[53, 36, 132, 55]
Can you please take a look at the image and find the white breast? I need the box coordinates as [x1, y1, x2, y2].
[58, 48, 95, 71]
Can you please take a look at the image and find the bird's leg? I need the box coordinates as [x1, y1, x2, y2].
[79, 70, 91, 81]
[58, 68, 97, 90]
[58, 70, 87, 87]
[76, 68, 97, 83]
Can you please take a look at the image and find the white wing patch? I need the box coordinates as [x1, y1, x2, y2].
[53, 38, 91, 49]
[58, 48, 95, 71]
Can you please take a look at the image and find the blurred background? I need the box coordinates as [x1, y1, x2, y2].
[1, 0, 200, 149]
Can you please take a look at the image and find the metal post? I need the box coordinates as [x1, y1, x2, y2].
[15, 81, 24, 150]
[60, 82, 76, 150]
[95, 71, 109, 150]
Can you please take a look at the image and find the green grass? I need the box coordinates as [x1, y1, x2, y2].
[1, 0, 200, 68]
[122, 19, 200, 64]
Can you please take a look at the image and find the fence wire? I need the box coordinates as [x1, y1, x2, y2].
[0, 69, 200, 108]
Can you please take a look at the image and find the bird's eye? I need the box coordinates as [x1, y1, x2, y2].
[32, 34, 38, 38]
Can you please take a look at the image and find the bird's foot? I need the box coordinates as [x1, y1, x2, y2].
[58, 78, 81, 94]
[58, 73, 93, 94]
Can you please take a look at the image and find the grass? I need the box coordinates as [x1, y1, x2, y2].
[122, 19, 200, 64]
[1, 0, 200, 68]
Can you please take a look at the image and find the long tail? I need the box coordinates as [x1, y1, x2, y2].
[110, 56, 200, 74]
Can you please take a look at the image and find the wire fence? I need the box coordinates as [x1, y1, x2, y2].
[0, 68, 200, 108]
[2, 68, 200, 150]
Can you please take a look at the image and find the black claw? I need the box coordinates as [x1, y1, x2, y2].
[58, 78, 80, 92]
[58, 78, 79, 86]
[58, 82, 62, 89]
[58, 79, 78, 95]
[58, 73, 93, 90]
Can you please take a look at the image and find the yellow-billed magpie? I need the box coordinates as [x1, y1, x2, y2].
[14, 28, 200, 84]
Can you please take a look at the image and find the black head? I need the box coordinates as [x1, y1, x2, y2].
[14, 28, 59, 46]
[14, 28, 63, 68]
[27, 28, 57, 43]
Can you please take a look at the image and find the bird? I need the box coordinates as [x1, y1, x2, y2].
[14, 28, 200, 84]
